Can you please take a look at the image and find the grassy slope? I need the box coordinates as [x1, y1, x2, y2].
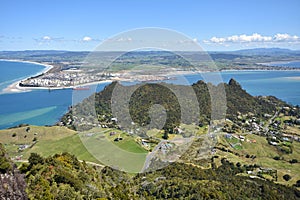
[0, 125, 148, 167]
[0, 126, 100, 163]
[1, 125, 300, 186]
[217, 133, 300, 186]
[79, 128, 148, 172]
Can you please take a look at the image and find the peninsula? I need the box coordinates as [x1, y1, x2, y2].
[1, 49, 300, 92]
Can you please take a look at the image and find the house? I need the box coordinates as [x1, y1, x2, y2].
[211, 149, 217, 154]
[269, 141, 278, 146]
[155, 177, 166, 182]
[264, 114, 272, 118]
[283, 107, 290, 111]
[232, 134, 240, 140]
[251, 122, 260, 131]
[110, 132, 117, 136]
[15, 155, 23, 161]
[174, 127, 183, 134]
[18, 144, 30, 151]
[111, 117, 118, 123]
[282, 137, 290, 142]
[85, 133, 94, 137]
[239, 135, 245, 141]
[249, 175, 258, 179]
[141, 141, 149, 147]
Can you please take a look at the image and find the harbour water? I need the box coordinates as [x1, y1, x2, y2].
[0, 60, 46, 92]
[0, 60, 300, 129]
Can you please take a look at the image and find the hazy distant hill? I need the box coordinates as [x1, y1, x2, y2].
[1, 48, 300, 71]
[231, 48, 300, 56]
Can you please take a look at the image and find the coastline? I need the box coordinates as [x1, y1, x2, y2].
[3, 77, 114, 93]
[0, 59, 54, 72]
[256, 60, 300, 66]
[0, 59, 54, 93]
[220, 68, 300, 72]
[2, 59, 300, 94]
[1, 67, 199, 93]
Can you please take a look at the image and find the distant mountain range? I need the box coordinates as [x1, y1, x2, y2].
[1, 48, 300, 71]
[229, 48, 300, 56]
[1, 47, 300, 54]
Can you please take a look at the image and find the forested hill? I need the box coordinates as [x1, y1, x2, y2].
[61, 78, 288, 131]
[1, 150, 299, 199]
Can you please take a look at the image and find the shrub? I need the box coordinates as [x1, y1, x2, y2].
[273, 156, 280, 160]
[283, 174, 291, 181]
[289, 159, 298, 164]
[28, 153, 44, 166]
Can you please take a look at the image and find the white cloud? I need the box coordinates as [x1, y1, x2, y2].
[210, 36, 226, 43]
[82, 36, 92, 42]
[274, 33, 299, 42]
[176, 38, 199, 44]
[43, 36, 51, 40]
[35, 36, 101, 45]
[115, 37, 132, 42]
[204, 33, 300, 45]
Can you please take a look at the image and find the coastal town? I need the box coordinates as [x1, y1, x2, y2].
[17, 64, 172, 88]
[19, 67, 111, 88]
[18, 69, 173, 88]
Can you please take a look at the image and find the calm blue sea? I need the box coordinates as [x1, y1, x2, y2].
[0, 60, 45, 92]
[0, 60, 300, 129]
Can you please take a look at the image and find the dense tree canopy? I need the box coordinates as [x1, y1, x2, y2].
[62, 79, 286, 132]
[19, 152, 300, 199]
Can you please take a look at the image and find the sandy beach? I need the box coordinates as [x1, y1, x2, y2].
[2, 78, 115, 94]
[0, 59, 54, 93]
[257, 60, 300, 66]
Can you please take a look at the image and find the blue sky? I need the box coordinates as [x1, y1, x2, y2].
[1, 0, 300, 51]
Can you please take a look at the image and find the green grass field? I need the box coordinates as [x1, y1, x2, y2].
[0, 125, 150, 172]
[27, 134, 101, 163]
[216, 133, 300, 186]
[0, 125, 75, 144]
[0, 125, 101, 163]
[1, 125, 300, 182]
[80, 128, 148, 173]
